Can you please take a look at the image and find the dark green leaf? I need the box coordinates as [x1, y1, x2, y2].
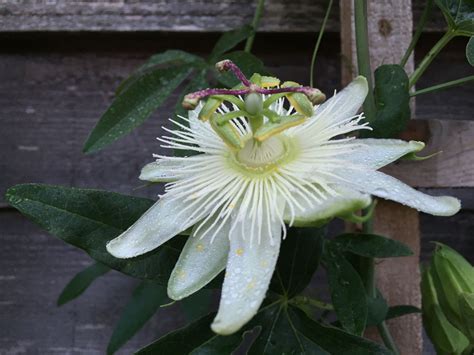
[6, 184, 183, 283]
[385, 305, 421, 320]
[209, 25, 254, 60]
[361, 64, 410, 138]
[216, 51, 266, 88]
[117, 50, 205, 95]
[324, 243, 367, 335]
[366, 290, 389, 326]
[270, 226, 325, 297]
[181, 289, 213, 322]
[107, 281, 169, 354]
[57, 262, 110, 306]
[332, 233, 413, 258]
[435, 0, 474, 36]
[467, 36, 474, 65]
[248, 303, 329, 355]
[83, 65, 192, 153]
[288, 306, 392, 355]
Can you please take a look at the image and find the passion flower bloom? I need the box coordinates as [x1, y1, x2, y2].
[107, 68, 460, 335]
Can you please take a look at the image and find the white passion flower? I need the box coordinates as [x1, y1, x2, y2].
[107, 65, 460, 335]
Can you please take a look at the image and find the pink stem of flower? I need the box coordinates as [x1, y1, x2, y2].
[185, 88, 250, 101]
[218, 60, 252, 87]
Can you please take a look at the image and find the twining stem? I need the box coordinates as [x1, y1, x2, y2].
[400, 0, 433, 68]
[410, 75, 474, 96]
[310, 0, 333, 87]
[354, 0, 376, 123]
[244, 0, 266, 53]
[408, 30, 456, 88]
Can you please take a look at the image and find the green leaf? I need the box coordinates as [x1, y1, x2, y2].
[117, 50, 205, 95]
[57, 262, 110, 306]
[385, 305, 421, 320]
[209, 25, 254, 61]
[361, 64, 410, 138]
[435, 0, 474, 36]
[180, 289, 213, 322]
[215, 51, 266, 88]
[324, 243, 367, 335]
[270, 226, 325, 297]
[248, 303, 329, 355]
[6, 184, 183, 283]
[83, 65, 193, 154]
[467, 36, 474, 65]
[288, 306, 392, 354]
[107, 281, 169, 354]
[332, 233, 413, 258]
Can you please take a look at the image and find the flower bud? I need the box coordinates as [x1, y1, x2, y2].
[421, 266, 470, 355]
[431, 243, 474, 342]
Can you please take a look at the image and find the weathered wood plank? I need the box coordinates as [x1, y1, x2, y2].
[0, 0, 447, 33]
[385, 120, 474, 188]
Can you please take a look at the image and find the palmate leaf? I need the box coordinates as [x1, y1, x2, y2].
[270, 226, 325, 297]
[435, 0, 474, 36]
[116, 50, 206, 95]
[209, 25, 254, 61]
[323, 242, 367, 336]
[83, 65, 193, 154]
[138, 303, 392, 355]
[332, 233, 413, 258]
[107, 281, 170, 355]
[57, 262, 110, 306]
[5, 184, 184, 283]
[361, 64, 410, 138]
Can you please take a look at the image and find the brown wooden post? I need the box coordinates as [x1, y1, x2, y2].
[340, 1, 423, 354]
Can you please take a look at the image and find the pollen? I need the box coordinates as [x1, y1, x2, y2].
[196, 244, 204, 252]
[236, 248, 244, 256]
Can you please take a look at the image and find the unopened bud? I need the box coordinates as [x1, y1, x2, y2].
[422, 266, 470, 354]
[431, 243, 474, 342]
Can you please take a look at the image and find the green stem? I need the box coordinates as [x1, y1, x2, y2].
[353, 0, 376, 123]
[400, 0, 433, 67]
[244, 0, 266, 53]
[410, 75, 474, 96]
[377, 322, 399, 354]
[408, 30, 456, 88]
[310, 0, 333, 87]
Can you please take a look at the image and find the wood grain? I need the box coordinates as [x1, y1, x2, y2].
[340, 1, 422, 354]
[385, 120, 474, 188]
[0, 0, 447, 33]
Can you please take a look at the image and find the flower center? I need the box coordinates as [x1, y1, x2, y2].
[229, 135, 296, 176]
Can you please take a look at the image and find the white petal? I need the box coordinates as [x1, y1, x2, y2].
[167, 215, 230, 300]
[339, 139, 425, 169]
[285, 186, 372, 226]
[139, 160, 184, 182]
[313, 76, 368, 126]
[336, 169, 461, 216]
[211, 220, 281, 335]
[106, 194, 203, 258]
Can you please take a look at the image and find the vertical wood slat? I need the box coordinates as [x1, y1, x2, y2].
[340, 1, 423, 354]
